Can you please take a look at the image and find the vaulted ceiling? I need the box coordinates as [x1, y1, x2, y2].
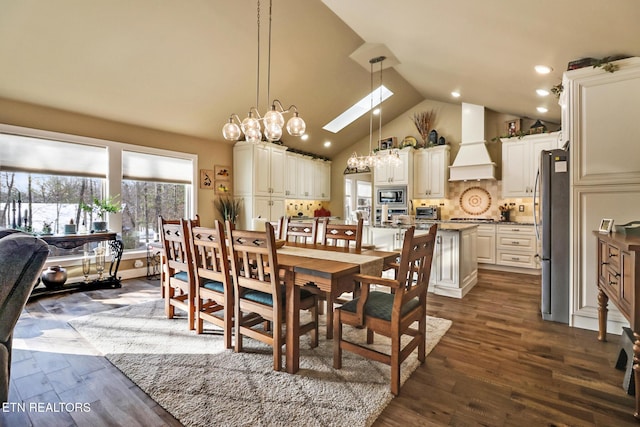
[1, 0, 638, 158]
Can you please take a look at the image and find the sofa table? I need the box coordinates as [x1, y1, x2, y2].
[30, 232, 123, 299]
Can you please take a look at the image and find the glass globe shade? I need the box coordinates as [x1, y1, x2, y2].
[264, 108, 284, 128]
[222, 121, 241, 141]
[286, 114, 306, 136]
[241, 114, 260, 133]
[265, 123, 283, 142]
[245, 128, 262, 144]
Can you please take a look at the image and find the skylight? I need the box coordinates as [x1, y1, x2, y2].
[322, 85, 393, 133]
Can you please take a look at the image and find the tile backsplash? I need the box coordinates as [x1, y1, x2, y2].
[413, 180, 534, 222]
[285, 200, 331, 217]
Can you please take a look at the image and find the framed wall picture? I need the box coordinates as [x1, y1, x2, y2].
[214, 165, 231, 180]
[200, 169, 215, 190]
[214, 181, 232, 195]
[378, 136, 397, 150]
[598, 218, 614, 233]
[505, 119, 521, 137]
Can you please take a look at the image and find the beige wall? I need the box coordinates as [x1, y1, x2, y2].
[0, 97, 233, 226]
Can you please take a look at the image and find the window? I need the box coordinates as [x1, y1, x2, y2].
[0, 124, 197, 254]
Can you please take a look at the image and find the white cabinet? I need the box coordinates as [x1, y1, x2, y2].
[476, 224, 496, 264]
[495, 224, 538, 269]
[564, 57, 640, 332]
[284, 153, 331, 200]
[370, 225, 478, 299]
[284, 152, 301, 198]
[430, 227, 478, 299]
[413, 145, 450, 199]
[235, 141, 286, 198]
[234, 141, 287, 228]
[374, 148, 413, 186]
[313, 160, 331, 200]
[501, 132, 561, 197]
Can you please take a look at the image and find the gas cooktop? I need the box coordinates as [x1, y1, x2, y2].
[450, 217, 496, 222]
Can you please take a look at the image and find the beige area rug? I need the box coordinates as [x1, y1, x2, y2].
[69, 299, 451, 427]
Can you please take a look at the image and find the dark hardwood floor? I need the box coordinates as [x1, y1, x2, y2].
[2, 270, 637, 426]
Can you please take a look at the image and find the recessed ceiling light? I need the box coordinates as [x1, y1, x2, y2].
[536, 89, 550, 96]
[373, 108, 381, 116]
[301, 134, 309, 141]
[534, 65, 553, 74]
[323, 141, 331, 147]
[537, 106, 548, 113]
[451, 91, 461, 98]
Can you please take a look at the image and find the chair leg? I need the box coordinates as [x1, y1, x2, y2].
[333, 309, 342, 369]
[418, 313, 426, 363]
[273, 322, 282, 371]
[234, 305, 243, 354]
[224, 300, 233, 350]
[310, 300, 319, 348]
[367, 328, 374, 344]
[391, 335, 401, 396]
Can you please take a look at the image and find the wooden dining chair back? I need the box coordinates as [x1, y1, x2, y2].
[268, 216, 285, 240]
[157, 215, 200, 297]
[158, 216, 198, 330]
[226, 221, 318, 371]
[321, 218, 363, 250]
[188, 220, 234, 348]
[333, 224, 438, 395]
[283, 217, 319, 244]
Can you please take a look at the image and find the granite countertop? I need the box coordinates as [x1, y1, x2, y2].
[376, 222, 478, 231]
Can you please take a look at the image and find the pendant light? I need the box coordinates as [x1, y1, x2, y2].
[222, 0, 305, 143]
[347, 56, 399, 169]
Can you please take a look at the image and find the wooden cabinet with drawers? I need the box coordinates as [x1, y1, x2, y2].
[594, 231, 640, 419]
[496, 224, 538, 269]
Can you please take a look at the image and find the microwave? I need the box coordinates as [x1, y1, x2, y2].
[416, 205, 440, 220]
[376, 186, 407, 207]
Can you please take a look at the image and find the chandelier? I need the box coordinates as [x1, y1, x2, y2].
[222, 0, 305, 143]
[347, 56, 401, 169]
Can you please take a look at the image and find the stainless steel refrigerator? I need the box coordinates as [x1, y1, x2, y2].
[534, 149, 570, 323]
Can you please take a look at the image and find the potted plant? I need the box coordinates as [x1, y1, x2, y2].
[214, 196, 241, 225]
[80, 195, 122, 232]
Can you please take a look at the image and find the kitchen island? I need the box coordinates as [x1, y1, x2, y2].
[372, 222, 478, 298]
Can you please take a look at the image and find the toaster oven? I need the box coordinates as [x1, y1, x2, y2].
[415, 206, 440, 220]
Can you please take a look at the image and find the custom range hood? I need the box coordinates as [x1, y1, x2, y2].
[449, 103, 496, 181]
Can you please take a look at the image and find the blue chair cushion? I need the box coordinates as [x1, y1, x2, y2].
[340, 291, 421, 321]
[243, 286, 314, 307]
[172, 271, 189, 282]
[203, 279, 225, 293]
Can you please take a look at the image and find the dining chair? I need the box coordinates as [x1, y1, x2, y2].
[188, 220, 234, 348]
[226, 221, 318, 371]
[282, 216, 319, 244]
[320, 218, 363, 250]
[157, 215, 200, 298]
[333, 224, 437, 395]
[269, 216, 285, 240]
[158, 216, 198, 330]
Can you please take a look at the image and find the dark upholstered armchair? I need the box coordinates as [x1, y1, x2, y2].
[0, 228, 49, 403]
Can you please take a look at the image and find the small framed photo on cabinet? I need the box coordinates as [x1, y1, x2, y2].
[598, 218, 614, 233]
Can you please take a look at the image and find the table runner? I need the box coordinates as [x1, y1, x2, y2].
[277, 246, 384, 276]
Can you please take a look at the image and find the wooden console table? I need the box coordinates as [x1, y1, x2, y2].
[30, 232, 123, 299]
[594, 230, 640, 419]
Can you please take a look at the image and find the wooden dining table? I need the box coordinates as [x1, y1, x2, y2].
[276, 242, 399, 374]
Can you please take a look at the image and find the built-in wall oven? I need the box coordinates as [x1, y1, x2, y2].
[376, 186, 407, 207]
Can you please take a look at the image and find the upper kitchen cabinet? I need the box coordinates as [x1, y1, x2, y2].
[563, 57, 640, 186]
[284, 151, 331, 201]
[413, 145, 450, 199]
[234, 141, 286, 198]
[374, 148, 413, 186]
[501, 132, 561, 197]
